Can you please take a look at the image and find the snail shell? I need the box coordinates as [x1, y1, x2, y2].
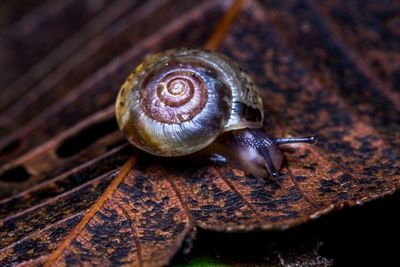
[116, 48, 263, 157]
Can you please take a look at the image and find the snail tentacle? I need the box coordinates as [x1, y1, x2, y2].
[274, 136, 317, 145]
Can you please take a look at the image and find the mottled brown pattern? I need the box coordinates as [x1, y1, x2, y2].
[169, 164, 261, 230]
[0, 0, 399, 266]
[259, 0, 400, 155]
[45, 159, 193, 266]
[313, 0, 400, 96]
[0, 213, 83, 266]
[0, 171, 114, 248]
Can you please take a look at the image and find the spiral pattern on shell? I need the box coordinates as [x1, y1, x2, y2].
[116, 49, 236, 156]
[141, 66, 208, 124]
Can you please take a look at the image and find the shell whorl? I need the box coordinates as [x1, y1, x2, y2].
[141, 64, 208, 124]
[116, 49, 235, 156]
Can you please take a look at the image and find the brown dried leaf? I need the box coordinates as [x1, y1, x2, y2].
[0, 0, 399, 266]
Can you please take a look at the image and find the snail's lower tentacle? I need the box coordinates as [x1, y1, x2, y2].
[256, 146, 278, 178]
[246, 129, 282, 178]
[210, 128, 283, 178]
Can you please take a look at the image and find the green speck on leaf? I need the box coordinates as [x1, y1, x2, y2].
[174, 256, 230, 267]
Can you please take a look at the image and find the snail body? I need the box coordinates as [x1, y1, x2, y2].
[116, 48, 315, 178]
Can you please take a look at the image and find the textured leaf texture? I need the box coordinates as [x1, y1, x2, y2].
[0, 0, 399, 266]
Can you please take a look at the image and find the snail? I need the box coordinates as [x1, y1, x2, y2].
[115, 48, 316, 178]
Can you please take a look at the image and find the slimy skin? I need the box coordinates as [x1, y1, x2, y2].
[212, 129, 316, 178]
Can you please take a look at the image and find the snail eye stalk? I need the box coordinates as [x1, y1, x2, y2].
[274, 136, 317, 146]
